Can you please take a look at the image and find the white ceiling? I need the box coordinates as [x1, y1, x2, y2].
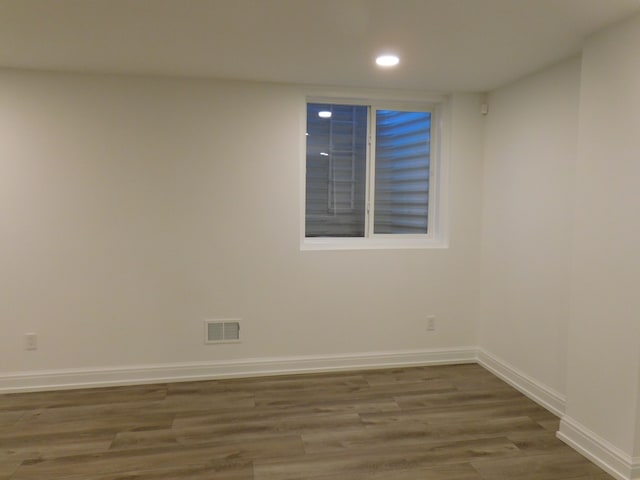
[0, 0, 638, 92]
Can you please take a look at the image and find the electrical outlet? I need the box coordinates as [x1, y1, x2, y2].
[426, 316, 436, 332]
[25, 333, 38, 351]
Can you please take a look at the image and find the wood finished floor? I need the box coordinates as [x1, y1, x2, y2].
[0, 364, 613, 480]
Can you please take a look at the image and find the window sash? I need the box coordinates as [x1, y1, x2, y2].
[305, 103, 368, 237]
[371, 107, 431, 235]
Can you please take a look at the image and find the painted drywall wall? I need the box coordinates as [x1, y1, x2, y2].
[636, 365, 640, 458]
[0, 70, 484, 376]
[478, 57, 581, 397]
[563, 13, 640, 457]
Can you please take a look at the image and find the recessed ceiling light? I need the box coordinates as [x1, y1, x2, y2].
[318, 111, 332, 118]
[376, 54, 400, 67]
[320, 152, 329, 156]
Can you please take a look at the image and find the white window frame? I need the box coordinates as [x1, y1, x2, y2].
[300, 91, 450, 251]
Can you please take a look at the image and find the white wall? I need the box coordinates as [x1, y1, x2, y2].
[478, 15, 640, 476]
[563, 13, 640, 458]
[478, 57, 581, 397]
[636, 368, 640, 458]
[0, 70, 484, 379]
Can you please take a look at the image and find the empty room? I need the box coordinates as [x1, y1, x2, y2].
[1, 1, 640, 479]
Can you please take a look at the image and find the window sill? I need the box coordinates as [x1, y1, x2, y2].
[301, 236, 448, 251]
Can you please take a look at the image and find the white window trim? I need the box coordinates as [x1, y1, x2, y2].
[300, 90, 450, 251]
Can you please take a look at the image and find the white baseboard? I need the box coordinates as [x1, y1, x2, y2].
[0, 347, 477, 393]
[476, 349, 566, 417]
[558, 416, 640, 480]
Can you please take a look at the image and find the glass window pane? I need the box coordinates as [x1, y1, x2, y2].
[305, 103, 368, 237]
[374, 110, 431, 234]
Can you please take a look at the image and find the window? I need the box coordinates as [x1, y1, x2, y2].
[304, 99, 445, 249]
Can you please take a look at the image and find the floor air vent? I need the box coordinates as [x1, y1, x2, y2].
[205, 320, 241, 344]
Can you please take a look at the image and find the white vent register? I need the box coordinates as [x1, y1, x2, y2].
[205, 320, 241, 344]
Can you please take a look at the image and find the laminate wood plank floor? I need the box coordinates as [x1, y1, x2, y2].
[0, 364, 614, 480]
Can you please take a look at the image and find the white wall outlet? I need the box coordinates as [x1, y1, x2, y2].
[25, 333, 38, 351]
[426, 316, 436, 331]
